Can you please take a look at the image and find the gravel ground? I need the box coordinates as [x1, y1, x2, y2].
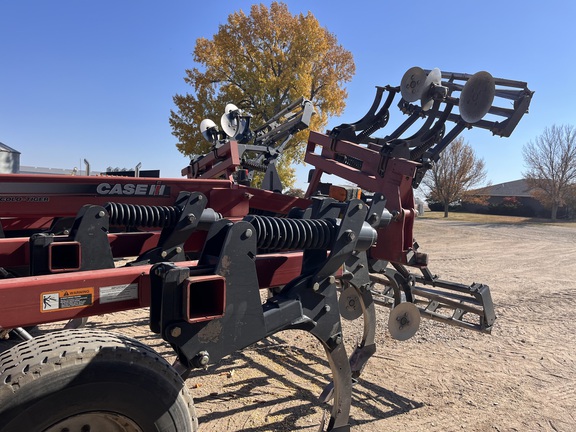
[2, 218, 575, 431]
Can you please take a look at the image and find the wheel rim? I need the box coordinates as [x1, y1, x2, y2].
[43, 412, 143, 432]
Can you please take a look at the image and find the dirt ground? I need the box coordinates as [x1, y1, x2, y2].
[3, 218, 575, 431]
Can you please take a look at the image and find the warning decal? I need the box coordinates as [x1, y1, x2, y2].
[41, 288, 94, 312]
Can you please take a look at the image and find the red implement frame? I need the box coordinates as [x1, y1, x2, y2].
[0, 252, 305, 329]
[0, 173, 313, 330]
[305, 131, 418, 265]
[0, 173, 309, 231]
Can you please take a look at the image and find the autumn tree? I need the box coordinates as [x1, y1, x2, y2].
[523, 124, 576, 220]
[422, 137, 487, 217]
[283, 187, 305, 198]
[170, 2, 355, 188]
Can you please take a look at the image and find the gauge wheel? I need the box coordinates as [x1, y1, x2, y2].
[0, 328, 198, 432]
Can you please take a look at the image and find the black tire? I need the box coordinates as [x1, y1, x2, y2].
[0, 329, 198, 432]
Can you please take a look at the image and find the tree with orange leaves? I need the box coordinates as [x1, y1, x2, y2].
[170, 2, 355, 187]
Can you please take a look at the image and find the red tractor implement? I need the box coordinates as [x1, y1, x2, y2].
[0, 67, 532, 431]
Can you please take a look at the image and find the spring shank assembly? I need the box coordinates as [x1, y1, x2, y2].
[300, 67, 532, 408]
[151, 197, 376, 431]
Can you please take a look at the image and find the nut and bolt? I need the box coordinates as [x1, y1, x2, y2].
[188, 214, 196, 223]
[368, 212, 379, 224]
[332, 334, 343, 345]
[175, 247, 183, 254]
[161, 251, 168, 258]
[312, 282, 320, 292]
[345, 230, 356, 242]
[396, 313, 409, 329]
[196, 351, 210, 367]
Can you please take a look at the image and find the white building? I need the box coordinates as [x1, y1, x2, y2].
[0, 142, 20, 174]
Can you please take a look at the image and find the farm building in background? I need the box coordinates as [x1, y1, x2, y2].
[0, 141, 83, 175]
[464, 179, 569, 219]
[0, 142, 20, 174]
[0, 141, 152, 177]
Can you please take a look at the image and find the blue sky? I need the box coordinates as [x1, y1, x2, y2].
[1, 1, 575, 191]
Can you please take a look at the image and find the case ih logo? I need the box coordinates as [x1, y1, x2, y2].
[96, 183, 170, 197]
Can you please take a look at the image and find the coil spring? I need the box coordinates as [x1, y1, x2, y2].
[244, 215, 336, 250]
[241, 159, 268, 172]
[410, 124, 445, 161]
[359, 110, 389, 139]
[105, 202, 181, 228]
[335, 153, 363, 170]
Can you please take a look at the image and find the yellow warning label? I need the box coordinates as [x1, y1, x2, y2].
[41, 288, 94, 312]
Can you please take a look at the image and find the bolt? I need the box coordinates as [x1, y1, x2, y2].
[170, 327, 182, 338]
[98, 210, 106, 218]
[195, 351, 210, 367]
[243, 228, 253, 239]
[345, 230, 356, 242]
[333, 334, 342, 345]
[324, 304, 331, 312]
[175, 247, 183, 254]
[312, 282, 320, 291]
[329, 275, 336, 285]
[357, 203, 363, 210]
[161, 251, 168, 258]
[188, 213, 196, 223]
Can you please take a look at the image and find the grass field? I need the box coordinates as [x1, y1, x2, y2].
[419, 211, 576, 227]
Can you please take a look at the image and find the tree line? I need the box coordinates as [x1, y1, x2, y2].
[424, 125, 576, 221]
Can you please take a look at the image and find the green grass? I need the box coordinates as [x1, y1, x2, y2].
[419, 211, 576, 227]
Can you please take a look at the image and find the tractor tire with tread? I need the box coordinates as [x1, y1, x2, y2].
[0, 328, 198, 432]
